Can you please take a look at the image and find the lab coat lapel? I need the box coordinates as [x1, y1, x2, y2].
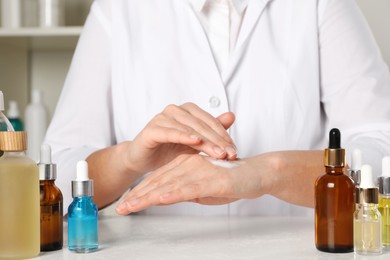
[188, 2, 227, 89]
[235, 0, 273, 49]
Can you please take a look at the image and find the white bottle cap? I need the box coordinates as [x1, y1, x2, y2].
[76, 160, 89, 181]
[38, 144, 57, 180]
[360, 164, 375, 188]
[0, 91, 4, 111]
[7, 100, 20, 118]
[40, 144, 52, 164]
[351, 149, 362, 171]
[382, 157, 390, 177]
[72, 160, 94, 197]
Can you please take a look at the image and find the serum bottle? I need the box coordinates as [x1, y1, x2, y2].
[68, 161, 98, 253]
[378, 156, 390, 250]
[39, 144, 63, 251]
[315, 128, 354, 253]
[354, 164, 382, 255]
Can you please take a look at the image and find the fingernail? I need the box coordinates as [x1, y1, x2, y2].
[116, 202, 128, 213]
[213, 146, 226, 157]
[225, 146, 237, 159]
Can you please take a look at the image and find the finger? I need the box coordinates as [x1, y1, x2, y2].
[174, 104, 236, 159]
[216, 112, 235, 130]
[125, 155, 199, 202]
[158, 184, 207, 205]
[151, 120, 228, 159]
[216, 112, 237, 160]
[139, 121, 202, 149]
[180, 103, 233, 143]
[116, 177, 187, 214]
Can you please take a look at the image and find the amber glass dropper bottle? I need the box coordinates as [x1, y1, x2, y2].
[315, 128, 354, 253]
[39, 144, 63, 251]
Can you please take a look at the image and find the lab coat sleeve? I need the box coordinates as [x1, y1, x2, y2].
[44, 0, 113, 214]
[319, 0, 390, 174]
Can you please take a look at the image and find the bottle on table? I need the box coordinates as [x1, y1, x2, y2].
[315, 128, 354, 253]
[378, 156, 390, 251]
[39, 144, 63, 251]
[68, 161, 99, 253]
[354, 164, 382, 255]
[0, 131, 40, 259]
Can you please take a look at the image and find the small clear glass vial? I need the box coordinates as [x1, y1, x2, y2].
[68, 161, 98, 253]
[354, 165, 382, 255]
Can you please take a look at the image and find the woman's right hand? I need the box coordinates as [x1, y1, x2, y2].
[123, 102, 237, 174]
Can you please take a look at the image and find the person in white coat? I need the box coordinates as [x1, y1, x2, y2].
[45, 0, 390, 216]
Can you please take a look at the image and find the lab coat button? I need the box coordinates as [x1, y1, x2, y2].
[209, 96, 220, 108]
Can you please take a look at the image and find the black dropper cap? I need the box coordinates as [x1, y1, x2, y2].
[329, 128, 341, 149]
[324, 128, 345, 167]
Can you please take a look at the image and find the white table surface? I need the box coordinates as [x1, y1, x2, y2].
[36, 215, 390, 260]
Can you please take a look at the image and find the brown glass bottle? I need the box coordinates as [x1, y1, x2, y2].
[315, 128, 354, 253]
[39, 144, 63, 251]
[40, 180, 63, 251]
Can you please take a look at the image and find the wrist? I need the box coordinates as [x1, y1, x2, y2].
[251, 152, 286, 197]
[230, 153, 284, 199]
[118, 141, 143, 175]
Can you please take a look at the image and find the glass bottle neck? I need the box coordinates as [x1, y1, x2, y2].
[357, 203, 378, 210]
[73, 196, 93, 201]
[40, 179, 56, 185]
[325, 166, 344, 175]
[3, 151, 25, 155]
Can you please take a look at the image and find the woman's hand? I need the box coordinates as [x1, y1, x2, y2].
[123, 103, 237, 174]
[115, 154, 270, 215]
[115, 150, 324, 215]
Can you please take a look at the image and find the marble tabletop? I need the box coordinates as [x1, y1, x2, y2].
[36, 215, 390, 260]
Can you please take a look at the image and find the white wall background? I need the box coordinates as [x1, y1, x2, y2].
[356, 0, 390, 66]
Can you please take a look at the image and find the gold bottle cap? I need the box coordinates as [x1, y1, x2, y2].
[324, 149, 345, 167]
[0, 131, 27, 151]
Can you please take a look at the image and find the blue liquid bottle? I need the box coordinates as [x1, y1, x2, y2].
[68, 161, 98, 253]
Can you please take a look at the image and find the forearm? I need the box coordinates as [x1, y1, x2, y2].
[86, 141, 143, 209]
[242, 151, 324, 208]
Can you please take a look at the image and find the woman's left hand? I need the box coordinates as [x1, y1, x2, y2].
[115, 154, 268, 215]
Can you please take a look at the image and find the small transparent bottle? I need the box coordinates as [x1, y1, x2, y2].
[39, 144, 63, 251]
[378, 156, 390, 250]
[354, 165, 382, 255]
[68, 161, 99, 253]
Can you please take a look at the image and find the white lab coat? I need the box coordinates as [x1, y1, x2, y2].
[45, 0, 390, 216]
